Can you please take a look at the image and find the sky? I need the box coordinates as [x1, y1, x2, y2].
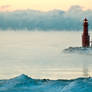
[0, 0, 92, 11]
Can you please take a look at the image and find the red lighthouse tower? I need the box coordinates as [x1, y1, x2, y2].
[82, 18, 90, 47]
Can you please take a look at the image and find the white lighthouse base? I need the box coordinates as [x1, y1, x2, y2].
[63, 47, 92, 54]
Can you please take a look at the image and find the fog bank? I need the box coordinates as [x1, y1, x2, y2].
[0, 5, 92, 31]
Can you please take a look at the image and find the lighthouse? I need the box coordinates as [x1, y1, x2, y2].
[82, 18, 90, 47]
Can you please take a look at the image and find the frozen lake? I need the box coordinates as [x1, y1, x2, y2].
[0, 31, 92, 79]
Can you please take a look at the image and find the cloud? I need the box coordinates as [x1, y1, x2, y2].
[0, 5, 10, 9]
[0, 5, 11, 11]
[0, 5, 92, 31]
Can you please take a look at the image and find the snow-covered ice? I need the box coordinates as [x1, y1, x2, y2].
[63, 47, 92, 54]
[0, 74, 92, 92]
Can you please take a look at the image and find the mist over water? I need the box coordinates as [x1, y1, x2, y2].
[0, 30, 92, 79]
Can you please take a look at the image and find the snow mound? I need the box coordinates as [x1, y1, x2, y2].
[11, 74, 32, 81]
[0, 74, 36, 91]
[0, 75, 92, 92]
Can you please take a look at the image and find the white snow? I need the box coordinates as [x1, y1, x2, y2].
[0, 74, 92, 92]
